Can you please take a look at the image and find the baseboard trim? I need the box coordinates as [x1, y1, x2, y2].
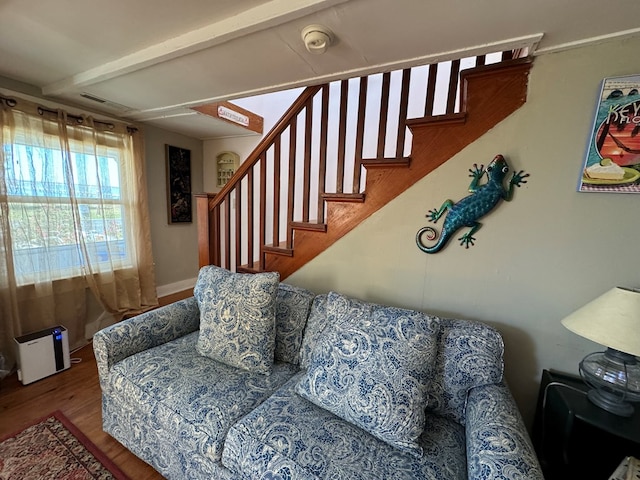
[156, 277, 197, 298]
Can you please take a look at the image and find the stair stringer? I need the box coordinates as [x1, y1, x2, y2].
[264, 59, 532, 280]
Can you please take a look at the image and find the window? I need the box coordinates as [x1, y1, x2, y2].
[4, 134, 131, 285]
[1, 99, 157, 363]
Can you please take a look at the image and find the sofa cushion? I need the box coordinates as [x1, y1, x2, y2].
[299, 294, 328, 370]
[299, 295, 505, 426]
[295, 292, 440, 458]
[106, 331, 300, 468]
[194, 265, 279, 374]
[222, 373, 467, 480]
[274, 283, 315, 365]
[425, 318, 504, 424]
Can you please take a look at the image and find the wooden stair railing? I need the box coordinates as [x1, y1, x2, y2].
[196, 85, 321, 270]
[197, 54, 532, 279]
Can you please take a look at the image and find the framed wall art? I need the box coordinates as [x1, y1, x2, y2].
[579, 74, 640, 193]
[166, 144, 192, 223]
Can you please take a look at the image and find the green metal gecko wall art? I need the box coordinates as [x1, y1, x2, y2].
[416, 154, 529, 254]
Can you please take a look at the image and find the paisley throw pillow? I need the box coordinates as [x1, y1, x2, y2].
[295, 291, 440, 457]
[274, 283, 316, 365]
[424, 318, 504, 424]
[194, 265, 279, 374]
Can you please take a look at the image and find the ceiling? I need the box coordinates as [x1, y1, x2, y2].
[1, 0, 639, 140]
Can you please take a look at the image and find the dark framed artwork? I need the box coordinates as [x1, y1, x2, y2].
[166, 144, 192, 223]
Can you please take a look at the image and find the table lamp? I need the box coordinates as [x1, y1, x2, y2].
[561, 287, 640, 417]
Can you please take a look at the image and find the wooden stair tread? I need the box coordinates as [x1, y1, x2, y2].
[236, 262, 264, 274]
[322, 193, 365, 203]
[361, 157, 411, 168]
[290, 221, 328, 232]
[263, 243, 294, 257]
[405, 112, 466, 128]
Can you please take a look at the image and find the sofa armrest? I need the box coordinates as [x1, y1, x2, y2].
[466, 381, 544, 480]
[93, 297, 200, 389]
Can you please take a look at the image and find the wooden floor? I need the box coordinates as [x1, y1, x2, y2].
[0, 290, 194, 479]
[0, 343, 164, 480]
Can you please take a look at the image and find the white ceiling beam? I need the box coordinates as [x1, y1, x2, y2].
[42, 0, 349, 96]
[534, 26, 640, 55]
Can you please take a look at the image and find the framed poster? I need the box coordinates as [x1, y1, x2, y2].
[166, 145, 192, 223]
[579, 74, 640, 193]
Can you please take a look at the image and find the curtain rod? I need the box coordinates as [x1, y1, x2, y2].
[0, 94, 137, 133]
[0, 95, 17, 107]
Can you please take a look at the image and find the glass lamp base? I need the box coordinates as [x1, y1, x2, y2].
[580, 348, 640, 417]
[587, 388, 634, 417]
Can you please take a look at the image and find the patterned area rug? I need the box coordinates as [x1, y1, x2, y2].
[0, 411, 129, 479]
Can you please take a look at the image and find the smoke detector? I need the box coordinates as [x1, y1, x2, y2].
[301, 24, 335, 55]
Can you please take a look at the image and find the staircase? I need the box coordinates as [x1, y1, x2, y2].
[196, 53, 532, 280]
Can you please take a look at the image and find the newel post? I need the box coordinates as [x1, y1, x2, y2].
[195, 193, 219, 268]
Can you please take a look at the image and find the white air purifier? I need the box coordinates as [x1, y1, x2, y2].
[14, 325, 71, 385]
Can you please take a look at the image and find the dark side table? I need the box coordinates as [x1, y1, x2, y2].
[532, 369, 640, 479]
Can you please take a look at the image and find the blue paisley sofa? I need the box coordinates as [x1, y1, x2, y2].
[93, 266, 543, 479]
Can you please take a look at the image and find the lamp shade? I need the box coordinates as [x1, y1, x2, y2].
[561, 287, 640, 357]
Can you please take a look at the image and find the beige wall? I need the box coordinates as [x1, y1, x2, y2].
[144, 125, 203, 291]
[202, 89, 304, 193]
[287, 36, 640, 427]
[203, 136, 260, 193]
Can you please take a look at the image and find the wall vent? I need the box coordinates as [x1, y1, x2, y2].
[79, 93, 132, 113]
[80, 92, 107, 103]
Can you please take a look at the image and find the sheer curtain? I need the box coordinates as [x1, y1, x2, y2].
[0, 96, 157, 369]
